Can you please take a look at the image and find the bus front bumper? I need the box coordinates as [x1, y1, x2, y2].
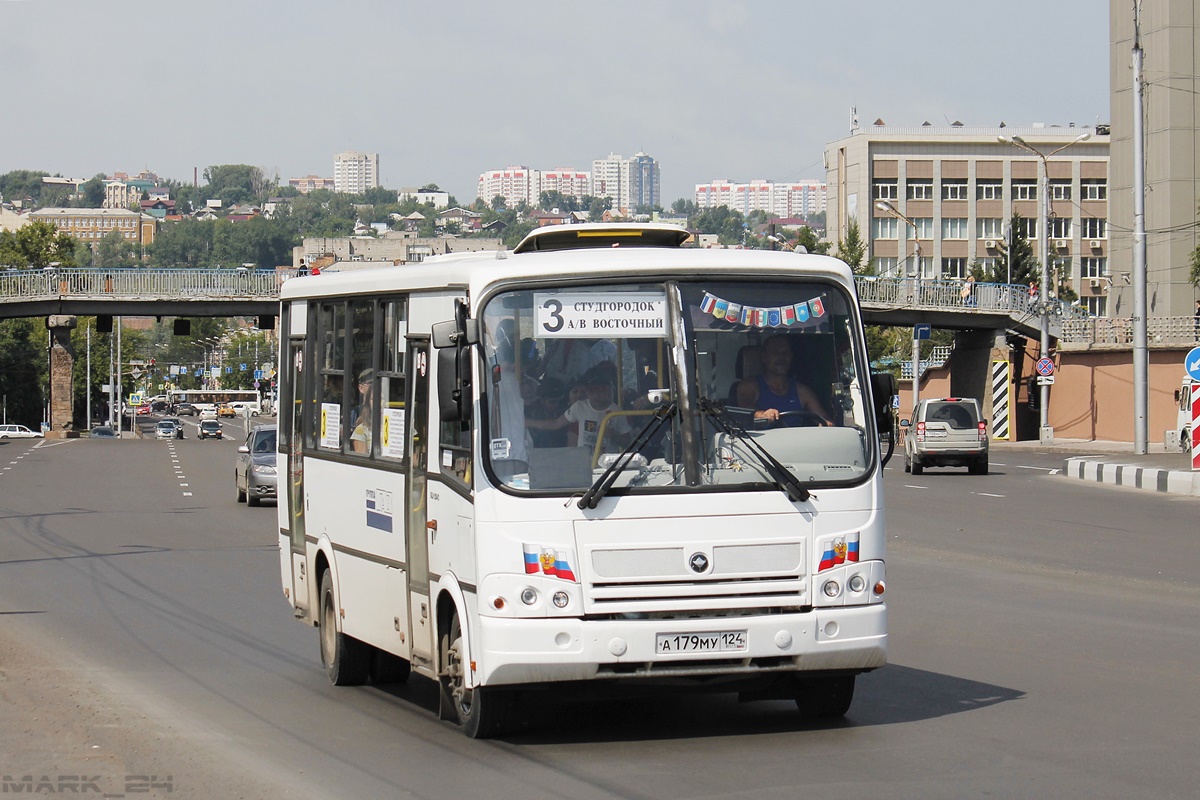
[476, 604, 886, 687]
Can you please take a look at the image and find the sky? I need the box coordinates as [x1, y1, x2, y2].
[0, 0, 1111, 205]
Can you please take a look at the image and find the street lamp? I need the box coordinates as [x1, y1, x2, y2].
[998, 132, 1091, 444]
[876, 199, 924, 412]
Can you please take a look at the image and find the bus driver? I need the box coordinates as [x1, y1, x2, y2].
[735, 335, 833, 426]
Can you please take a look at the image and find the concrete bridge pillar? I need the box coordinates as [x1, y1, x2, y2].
[47, 315, 77, 439]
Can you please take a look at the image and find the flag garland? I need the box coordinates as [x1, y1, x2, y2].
[698, 291, 828, 329]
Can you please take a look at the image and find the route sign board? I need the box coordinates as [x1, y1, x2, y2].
[1036, 357, 1055, 376]
[1185, 346, 1200, 382]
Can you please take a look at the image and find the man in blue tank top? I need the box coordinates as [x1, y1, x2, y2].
[735, 335, 832, 426]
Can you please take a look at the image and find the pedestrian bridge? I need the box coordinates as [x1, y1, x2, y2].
[0, 266, 1192, 348]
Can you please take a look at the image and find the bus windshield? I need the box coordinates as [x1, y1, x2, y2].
[480, 279, 874, 494]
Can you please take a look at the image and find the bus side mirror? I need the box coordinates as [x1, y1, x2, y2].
[438, 347, 473, 423]
[869, 371, 897, 435]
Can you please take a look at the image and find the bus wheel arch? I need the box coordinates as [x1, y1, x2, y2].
[436, 589, 512, 738]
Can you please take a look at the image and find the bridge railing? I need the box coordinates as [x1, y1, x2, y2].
[0, 267, 298, 301]
[1060, 315, 1199, 345]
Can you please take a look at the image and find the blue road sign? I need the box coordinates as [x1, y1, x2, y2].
[254, 369, 264, 380]
[1036, 357, 1055, 376]
[1186, 346, 1200, 382]
[240, 363, 247, 371]
[914, 323, 931, 340]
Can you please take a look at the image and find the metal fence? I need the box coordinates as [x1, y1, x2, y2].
[0, 267, 296, 301]
[0, 268, 1194, 347]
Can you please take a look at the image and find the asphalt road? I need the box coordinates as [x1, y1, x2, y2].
[1, 432, 1199, 799]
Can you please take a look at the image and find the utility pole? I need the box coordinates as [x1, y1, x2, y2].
[1132, 1, 1149, 453]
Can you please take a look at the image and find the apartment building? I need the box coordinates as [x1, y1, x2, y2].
[694, 179, 827, 220]
[824, 124, 1111, 316]
[30, 207, 156, 247]
[477, 166, 540, 208]
[540, 168, 591, 202]
[592, 153, 662, 211]
[289, 175, 336, 194]
[332, 152, 380, 194]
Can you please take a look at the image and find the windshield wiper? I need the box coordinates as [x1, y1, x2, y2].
[697, 398, 811, 503]
[578, 403, 676, 510]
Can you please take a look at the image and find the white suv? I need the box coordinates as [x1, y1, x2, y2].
[901, 397, 988, 475]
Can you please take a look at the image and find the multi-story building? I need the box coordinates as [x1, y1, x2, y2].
[1110, 1, 1199, 318]
[824, 123, 1111, 315]
[539, 168, 591, 203]
[397, 187, 450, 209]
[289, 175, 336, 194]
[104, 177, 156, 210]
[477, 166, 540, 208]
[30, 207, 156, 247]
[694, 179, 827, 219]
[590, 153, 662, 211]
[332, 152, 380, 194]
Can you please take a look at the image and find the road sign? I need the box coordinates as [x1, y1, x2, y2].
[1185, 346, 1200, 382]
[254, 369, 264, 380]
[1036, 357, 1055, 376]
[1037, 375, 1056, 385]
[914, 323, 931, 340]
[129, 393, 142, 405]
[240, 363, 247, 371]
[891, 394, 900, 410]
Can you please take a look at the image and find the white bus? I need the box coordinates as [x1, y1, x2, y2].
[276, 223, 894, 738]
[166, 389, 261, 415]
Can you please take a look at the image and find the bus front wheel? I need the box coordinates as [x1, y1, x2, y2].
[439, 611, 511, 738]
[794, 674, 855, 719]
[319, 571, 369, 686]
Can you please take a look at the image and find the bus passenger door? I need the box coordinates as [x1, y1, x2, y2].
[286, 340, 310, 619]
[406, 341, 434, 666]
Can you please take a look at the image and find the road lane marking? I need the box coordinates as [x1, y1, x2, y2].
[974, 491, 1006, 498]
[1016, 465, 1057, 472]
[903, 484, 929, 489]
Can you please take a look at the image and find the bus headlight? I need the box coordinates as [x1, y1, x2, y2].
[847, 574, 867, 593]
[520, 587, 538, 606]
[552, 591, 569, 609]
[822, 580, 841, 598]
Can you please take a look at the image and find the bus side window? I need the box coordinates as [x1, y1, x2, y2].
[440, 418, 472, 488]
[378, 298, 408, 461]
[315, 302, 347, 451]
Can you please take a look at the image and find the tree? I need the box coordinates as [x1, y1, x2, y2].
[78, 173, 107, 208]
[833, 219, 868, 273]
[0, 317, 46, 426]
[0, 170, 49, 207]
[974, 213, 1039, 288]
[203, 164, 273, 207]
[0, 220, 79, 268]
[1190, 242, 1200, 288]
[94, 229, 140, 270]
[795, 226, 829, 255]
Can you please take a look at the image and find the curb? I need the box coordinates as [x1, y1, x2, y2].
[1062, 456, 1200, 497]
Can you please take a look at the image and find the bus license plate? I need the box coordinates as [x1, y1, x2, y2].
[656, 630, 747, 654]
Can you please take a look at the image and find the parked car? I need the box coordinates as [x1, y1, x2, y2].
[198, 420, 223, 440]
[90, 426, 119, 439]
[235, 424, 277, 506]
[217, 404, 236, 418]
[175, 403, 198, 416]
[0, 424, 43, 439]
[901, 397, 989, 475]
[155, 420, 179, 440]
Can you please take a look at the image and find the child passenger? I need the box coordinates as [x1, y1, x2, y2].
[526, 363, 629, 452]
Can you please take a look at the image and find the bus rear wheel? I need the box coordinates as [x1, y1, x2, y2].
[319, 571, 369, 686]
[439, 611, 511, 738]
[794, 674, 855, 719]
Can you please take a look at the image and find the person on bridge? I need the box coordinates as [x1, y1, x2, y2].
[961, 275, 977, 307]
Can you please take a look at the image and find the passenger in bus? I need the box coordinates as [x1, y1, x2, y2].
[735, 335, 833, 426]
[351, 370, 374, 453]
[526, 363, 630, 452]
[525, 376, 568, 448]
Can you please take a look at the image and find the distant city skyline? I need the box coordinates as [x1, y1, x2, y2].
[0, 1, 1108, 204]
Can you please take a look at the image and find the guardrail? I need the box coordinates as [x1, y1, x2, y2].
[0, 267, 296, 301]
[0, 268, 1192, 347]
